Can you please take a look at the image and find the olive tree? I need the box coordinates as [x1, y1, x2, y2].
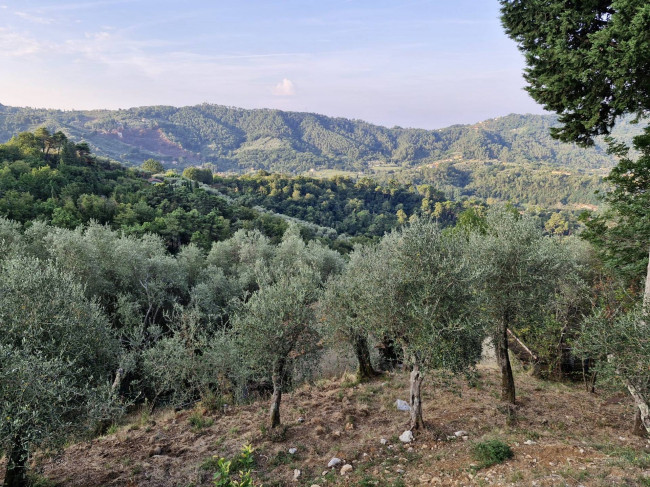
[361, 220, 484, 430]
[232, 267, 321, 428]
[577, 306, 650, 434]
[469, 208, 566, 406]
[320, 249, 380, 381]
[0, 257, 119, 487]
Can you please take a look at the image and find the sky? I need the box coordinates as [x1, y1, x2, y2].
[0, 0, 547, 129]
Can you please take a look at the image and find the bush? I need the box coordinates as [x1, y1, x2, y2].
[472, 439, 513, 468]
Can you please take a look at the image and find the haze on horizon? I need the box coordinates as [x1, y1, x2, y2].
[0, 0, 547, 130]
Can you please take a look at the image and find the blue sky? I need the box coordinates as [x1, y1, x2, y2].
[0, 0, 546, 129]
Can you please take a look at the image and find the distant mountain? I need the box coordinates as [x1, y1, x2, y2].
[0, 103, 640, 174]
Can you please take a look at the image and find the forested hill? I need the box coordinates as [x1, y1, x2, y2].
[0, 103, 639, 173]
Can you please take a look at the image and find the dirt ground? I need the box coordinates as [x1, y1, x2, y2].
[4, 362, 650, 487]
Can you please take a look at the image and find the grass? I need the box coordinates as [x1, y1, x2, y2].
[188, 411, 214, 432]
[594, 443, 650, 469]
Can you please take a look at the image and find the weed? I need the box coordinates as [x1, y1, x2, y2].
[471, 439, 514, 469]
[106, 424, 119, 435]
[201, 390, 225, 412]
[203, 444, 257, 487]
[188, 412, 214, 432]
[270, 450, 293, 467]
[341, 372, 360, 388]
[594, 444, 650, 469]
[26, 474, 58, 487]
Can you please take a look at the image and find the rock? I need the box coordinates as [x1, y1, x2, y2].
[298, 417, 305, 423]
[331, 430, 341, 438]
[419, 473, 432, 482]
[310, 485, 321, 487]
[395, 399, 411, 411]
[380, 438, 388, 445]
[149, 446, 162, 457]
[340, 464, 353, 475]
[293, 469, 301, 481]
[345, 422, 355, 430]
[524, 440, 536, 445]
[399, 430, 414, 443]
[289, 448, 297, 454]
[328, 457, 342, 468]
[454, 430, 468, 437]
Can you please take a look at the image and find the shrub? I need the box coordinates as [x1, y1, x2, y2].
[472, 439, 513, 468]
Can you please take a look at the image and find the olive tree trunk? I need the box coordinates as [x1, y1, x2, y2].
[409, 363, 425, 430]
[496, 323, 516, 405]
[269, 359, 286, 429]
[643, 248, 650, 315]
[4, 436, 28, 487]
[632, 247, 650, 436]
[353, 334, 377, 381]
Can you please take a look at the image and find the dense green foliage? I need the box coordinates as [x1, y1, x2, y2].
[387, 161, 604, 208]
[582, 131, 650, 285]
[500, 0, 650, 145]
[0, 130, 300, 251]
[501, 0, 650, 287]
[214, 172, 448, 237]
[0, 257, 119, 485]
[501, 0, 650, 432]
[0, 105, 637, 173]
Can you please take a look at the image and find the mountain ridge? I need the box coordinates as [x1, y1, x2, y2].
[0, 103, 639, 174]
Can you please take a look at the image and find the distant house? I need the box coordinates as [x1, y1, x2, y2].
[147, 178, 163, 185]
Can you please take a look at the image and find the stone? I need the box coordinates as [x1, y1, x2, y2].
[298, 417, 305, 423]
[345, 422, 354, 430]
[328, 457, 342, 468]
[399, 430, 414, 443]
[340, 464, 353, 475]
[454, 430, 468, 437]
[524, 440, 536, 445]
[293, 469, 301, 481]
[395, 399, 411, 411]
[289, 448, 297, 454]
[419, 473, 432, 482]
[332, 430, 341, 438]
[380, 438, 388, 445]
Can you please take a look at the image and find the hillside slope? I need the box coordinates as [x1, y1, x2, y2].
[13, 366, 649, 486]
[0, 104, 639, 174]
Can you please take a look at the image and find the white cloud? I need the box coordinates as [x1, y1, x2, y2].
[0, 28, 46, 57]
[14, 10, 54, 24]
[272, 78, 296, 96]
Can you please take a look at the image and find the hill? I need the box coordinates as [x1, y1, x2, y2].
[0, 104, 639, 174]
[13, 365, 650, 486]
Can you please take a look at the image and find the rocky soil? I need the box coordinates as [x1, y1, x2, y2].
[4, 363, 650, 486]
